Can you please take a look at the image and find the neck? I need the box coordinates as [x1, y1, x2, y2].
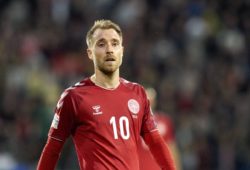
[91, 71, 120, 89]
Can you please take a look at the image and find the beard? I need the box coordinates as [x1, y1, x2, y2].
[99, 66, 116, 76]
[97, 60, 122, 76]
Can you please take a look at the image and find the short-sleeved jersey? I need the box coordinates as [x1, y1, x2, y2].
[138, 113, 175, 170]
[48, 78, 157, 170]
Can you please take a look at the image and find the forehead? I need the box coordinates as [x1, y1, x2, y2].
[92, 28, 121, 42]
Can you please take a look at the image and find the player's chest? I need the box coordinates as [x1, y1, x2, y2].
[75, 92, 144, 126]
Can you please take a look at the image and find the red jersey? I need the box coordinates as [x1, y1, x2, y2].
[48, 78, 157, 170]
[138, 113, 175, 170]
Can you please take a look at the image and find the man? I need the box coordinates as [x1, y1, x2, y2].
[37, 20, 175, 170]
[138, 88, 182, 170]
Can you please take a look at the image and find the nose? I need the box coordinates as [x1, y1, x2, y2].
[106, 43, 114, 54]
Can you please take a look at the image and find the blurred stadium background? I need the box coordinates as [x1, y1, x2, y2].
[0, 0, 249, 170]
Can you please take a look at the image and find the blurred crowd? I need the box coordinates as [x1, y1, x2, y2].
[0, 0, 249, 170]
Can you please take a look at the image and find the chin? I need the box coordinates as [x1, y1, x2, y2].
[100, 68, 117, 75]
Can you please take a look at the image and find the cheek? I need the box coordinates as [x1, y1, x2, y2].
[116, 48, 123, 58]
[95, 48, 106, 57]
[92, 51, 102, 61]
[118, 51, 124, 61]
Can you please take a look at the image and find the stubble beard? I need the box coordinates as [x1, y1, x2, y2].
[98, 62, 120, 76]
[99, 67, 116, 76]
[96, 54, 123, 76]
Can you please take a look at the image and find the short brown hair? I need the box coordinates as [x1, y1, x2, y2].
[86, 19, 122, 47]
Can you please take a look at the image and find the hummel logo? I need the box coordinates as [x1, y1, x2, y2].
[92, 105, 103, 115]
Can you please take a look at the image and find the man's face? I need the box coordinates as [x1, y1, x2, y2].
[87, 28, 124, 75]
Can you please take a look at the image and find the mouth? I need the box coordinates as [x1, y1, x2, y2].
[105, 57, 116, 62]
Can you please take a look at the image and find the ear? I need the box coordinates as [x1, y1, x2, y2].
[87, 48, 93, 60]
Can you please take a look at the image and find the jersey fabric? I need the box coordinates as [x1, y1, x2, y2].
[48, 77, 157, 170]
[138, 113, 175, 170]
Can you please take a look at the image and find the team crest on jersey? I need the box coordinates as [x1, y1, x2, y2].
[92, 105, 103, 115]
[128, 99, 140, 118]
[51, 114, 60, 129]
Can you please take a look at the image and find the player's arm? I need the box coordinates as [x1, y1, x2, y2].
[143, 130, 176, 170]
[37, 89, 76, 170]
[37, 137, 64, 170]
[140, 86, 176, 170]
[159, 115, 182, 170]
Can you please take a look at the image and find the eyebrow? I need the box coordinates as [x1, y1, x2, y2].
[96, 38, 105, 43]
[97, 38, 120, 42]
[96, 38, 120, 44]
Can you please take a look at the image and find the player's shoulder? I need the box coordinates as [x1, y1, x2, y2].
[120, 78, 148, 98]
[63, 77, 93, 94]
[120, 78, 145, 91]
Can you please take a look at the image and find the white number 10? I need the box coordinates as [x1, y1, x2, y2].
[110, 116, 130, 140]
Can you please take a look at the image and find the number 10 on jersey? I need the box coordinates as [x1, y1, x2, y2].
[110, 116, 130, 140]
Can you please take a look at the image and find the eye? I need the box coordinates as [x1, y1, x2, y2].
[112, 41, 119, 47]
[97, 42, 105, 47]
